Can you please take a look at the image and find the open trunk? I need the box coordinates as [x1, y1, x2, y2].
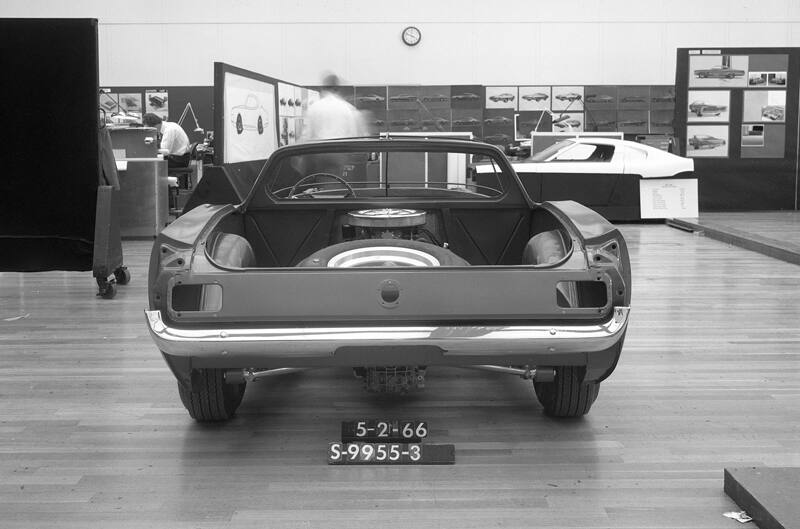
[157, 202, 621, 327]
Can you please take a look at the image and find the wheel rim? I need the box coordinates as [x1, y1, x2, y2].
[347, 208, 427, 228]
[327, 246, 440, 268]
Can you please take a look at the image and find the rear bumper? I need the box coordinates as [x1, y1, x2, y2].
[145, 307, 629, 366]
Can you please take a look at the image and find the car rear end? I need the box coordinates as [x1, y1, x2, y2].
[145, 139, 631, 420]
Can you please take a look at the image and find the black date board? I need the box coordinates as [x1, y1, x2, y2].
[328, 442, 455, 465]
[341, 420, 428, 443]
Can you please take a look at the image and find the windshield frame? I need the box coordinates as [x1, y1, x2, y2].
[242, 137, 529, 209]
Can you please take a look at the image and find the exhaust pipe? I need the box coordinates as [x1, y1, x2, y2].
[225, 367, 308, 384]
[461, 365, 555, 382]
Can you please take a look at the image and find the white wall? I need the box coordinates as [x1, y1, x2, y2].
[3, 0, 800, 86]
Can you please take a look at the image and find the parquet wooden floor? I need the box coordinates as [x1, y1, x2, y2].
[688, 211, 800, 248]
[1, 224, 799, 528]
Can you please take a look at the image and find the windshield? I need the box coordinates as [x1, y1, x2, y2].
[530, 140, 575, 162]
[266, 145, 506, 201]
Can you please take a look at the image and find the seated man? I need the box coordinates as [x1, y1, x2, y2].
[142, 113, 191, 168]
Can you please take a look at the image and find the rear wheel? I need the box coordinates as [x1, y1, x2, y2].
[178, 369, 246, 421]
[534, 366, 599, 417]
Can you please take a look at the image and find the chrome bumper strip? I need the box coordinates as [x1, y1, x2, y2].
[145, 307, 629, 359]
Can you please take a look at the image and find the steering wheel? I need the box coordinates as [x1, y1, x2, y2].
[287, 172, 357, 199]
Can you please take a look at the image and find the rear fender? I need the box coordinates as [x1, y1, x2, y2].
[540, 200, 631, 306]
[148, 204, 234, 309]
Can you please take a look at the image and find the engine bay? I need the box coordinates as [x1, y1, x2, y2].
[341, 208, 443, 246]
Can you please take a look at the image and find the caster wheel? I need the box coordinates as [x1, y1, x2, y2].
[114, 267, 131, 285]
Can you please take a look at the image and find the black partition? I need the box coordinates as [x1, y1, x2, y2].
[675, 47, 800, 211]
[0, 18, 100, 271]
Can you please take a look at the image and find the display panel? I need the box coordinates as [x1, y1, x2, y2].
[675, 47, 797, 210]
[214, 63, 279, 164]
[0, 18, 100, 271]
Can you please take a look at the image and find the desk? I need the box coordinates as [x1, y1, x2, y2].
[116, 158, 168, 238]
[108, 126, 158, 159]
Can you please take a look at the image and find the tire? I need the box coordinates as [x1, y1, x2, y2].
[257, 116, 264, 134]
[296, 239, 469, 268]
[235, 114, 243, 134]
[534, 366, 599, 417]
[178, 368, 246, 421]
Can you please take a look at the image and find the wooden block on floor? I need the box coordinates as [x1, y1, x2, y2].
[724, 467, 800, 529]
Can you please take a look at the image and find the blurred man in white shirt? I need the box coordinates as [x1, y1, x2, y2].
[302, 73, 367, 141]
[299, 73, 368, 181]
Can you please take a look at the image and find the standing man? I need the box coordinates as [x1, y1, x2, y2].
[142, 113, 191, 168]
[300, 73, 368, 181]
[302, 73, 367, 141]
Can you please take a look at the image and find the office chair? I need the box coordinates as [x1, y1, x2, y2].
[168, 142, 201, 216]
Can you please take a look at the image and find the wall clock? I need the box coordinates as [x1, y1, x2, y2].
[402, 26, 421, 47]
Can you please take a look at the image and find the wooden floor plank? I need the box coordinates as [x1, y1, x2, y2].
[668, 211, 800, 265]
[0, 223, 799, 528]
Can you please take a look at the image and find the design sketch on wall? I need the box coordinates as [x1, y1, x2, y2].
[485, 86, 518, 109]
[743, 90, 786, 123]
[687, 90, 730, 122]
[551, 86, 584, 112]
[748, 72, 769, 86]
[767, 72, 787, 86]
[223, 71, 277, 163]
[145, 89, 169, 120]
[515, 111, 552, 140]
[584, 86, 617, 108]
[119, 93, 142, 114]
[518, 87, 551, 111]
[552, 113, 583, 132]
[741, 124, 765, 147]
[616, 110, 648, 133]
[585, 110, 617, 132]
[450, 85, 484, 110]
[99, 91, 119, 113]
[689, 55, 748, 88]
[231, 94, 267, 135]
[686, 124, 729, 157]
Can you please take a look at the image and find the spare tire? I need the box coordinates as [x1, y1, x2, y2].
[296, 239, 469, 268]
